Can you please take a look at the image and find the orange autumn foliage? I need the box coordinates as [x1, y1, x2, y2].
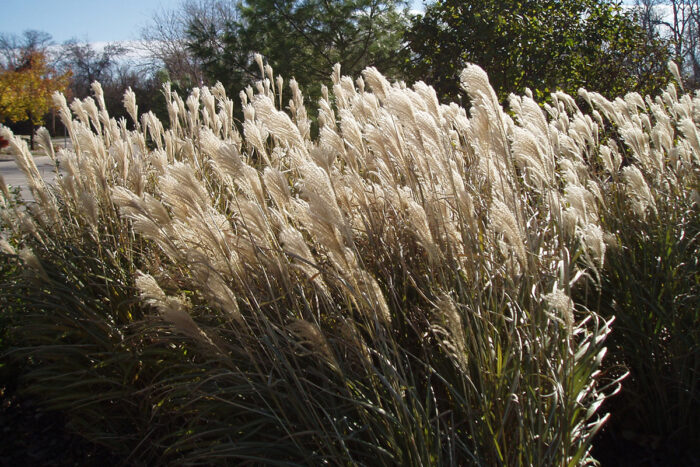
[0, 51, 71, 127]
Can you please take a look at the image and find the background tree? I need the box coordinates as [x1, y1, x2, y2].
[139, 0, 233, 92]
[185, 0, 411, 99]
[0, 44, 70, 148]
[57, 39, 128, 99]
[0, 30, 52, 70]
[406, 0, 671, 103]
[55, 39, 167, 125]
[185, 0, 248, 96]
[635, 0, 700, 87]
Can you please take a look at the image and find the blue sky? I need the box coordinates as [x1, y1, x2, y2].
[1, 0, 186, 43]
[1, 0, 427, 44]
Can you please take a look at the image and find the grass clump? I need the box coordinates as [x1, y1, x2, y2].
[577, 81, 700, 458]
[0, 60, 697, 464]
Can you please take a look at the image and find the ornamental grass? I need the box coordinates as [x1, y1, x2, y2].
[1, 59, 697, 465]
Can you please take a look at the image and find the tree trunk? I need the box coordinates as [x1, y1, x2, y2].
[27, 111, 35, 150]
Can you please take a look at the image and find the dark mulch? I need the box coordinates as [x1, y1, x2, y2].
[592, 425, 700, 467]
[0, 386, 117, 467]
[1, 381, 697, 466]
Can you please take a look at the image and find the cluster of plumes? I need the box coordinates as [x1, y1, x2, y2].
[1, 58, 698, 464]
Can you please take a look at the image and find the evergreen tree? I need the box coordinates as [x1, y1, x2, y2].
[186, 0, 411, 99]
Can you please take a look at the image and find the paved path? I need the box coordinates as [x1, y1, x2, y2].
[0, 155, 61, 202]
[1, 138, 70, 202]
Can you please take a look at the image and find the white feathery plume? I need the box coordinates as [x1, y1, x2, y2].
[83, 97, 102, 135]
[0, 238, 15, 255]
[512, 127, 550, 189]
[622, 166, 656, 218]
[300, 163, 350, 251]
[490, 198, 527, 267]
[353, 269, 392, 325]
[431, 295, 467, 369]
[0, 128, 58, 219]
[279, 226, 328, 293]
[384, 88, 416, 126]
[607, 140, 623, 173]
[598, 146, 615, 175]
[288, 320, 337, 367]
[136, 271, 225, 343]
[414, 110, 443, 159]
[193, 264, 242, 322]
[361, 67, 390, 101]
[316, 126, 344, 168]
[678, 117, 700, 164]
[123, 88, 139, 128]
[19, 248, 48, 281]
[339, 109, 366, 170]
[355, 75, 365, 93]
[254, 53, 264, 77]
[237, 197, 272, 249]
[624, 92, 646, 114]
[404, 197, 439, 261]
[669, 61, 683, 89]
[0, 173, 10, 201]
[544, 286, 574, 335]
[243, 122, 269, 165]
[185, 88, 201, 132]
[254, 95, 305, 151]
[289, 78, 310, 140]
[620, 122, 654, 171]
[460, 64, 503, 128]
[413, 81, 441, 121]
[36, 127, 55, 161]
[70, 99, 90, 127]
[580, 223, 606, 268]
[91, 81, 107, 111]
[53, 92, 74, 135]
[564, 184, 598, 226]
